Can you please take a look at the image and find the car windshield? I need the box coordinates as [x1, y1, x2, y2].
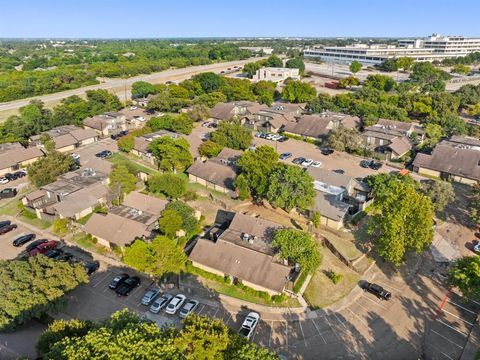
[239, 328, 250, 336]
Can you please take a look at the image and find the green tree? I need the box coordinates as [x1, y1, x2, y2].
[364, 74, 396, 92]
[109, 164, 137, 204]
[424, 123, 444, 147]
[85, 89, 122, 114]
[449, 256, 480, 299]
[377, 59, 398, 72]
[469, 103, 480, 117]
[286, 57, 305, 73]
[0, 256, 88, 332]
[158, 209, 184, 238]
[312, 211, 321, 228]
[147, 113, 193, 134]
[148, 136, 193, 172]
[326, 126, 362, 152]
[191, 72, 226, 93]
[242, 62, 262, 78]
[124, 236, 187, 276]
[117, 128, 151, 152]
[252, 81, 277, 106]
[164, 201, 199, 235]
[395, 57, 414, 71]
[198, 140, 224, 158]
[420, 180, 455, 214]
[266, 163, 316, 211]
[470, 183, 480, 227]
[147, 173, 187, 199]
[28, 151, 75, 187]
[187, 104, 211, 122]
[52, 218, 71, 237]
[368, 174, 434, 265]
[452, 64, 470, 75]
[281, 80, 317, 103]
[131, 81, 157, 99]
[265, 55, 283, 67]
[235, 173, 250, 200]
[338, 76, 360, 89]
[237, 145, 279, 197]
[193, 91, 227, 108]
[349, 60, 362, 74]
[272, 229, 321, 273]
[210, 122, 252, 150]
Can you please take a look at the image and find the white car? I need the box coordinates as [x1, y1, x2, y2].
[134, 116, 146, 121]
[179, 299, 199, 319]
[301, 159, 313, 167]
[129, 106, 138, 110]
[141, 288, 161, 306]
[311, 161, 322, 168]
[165, 294, 186, 314]
[238, 312, 260, 340]
[0, 177, 9, 184]
[202, 121, 211, 127]
[149, 293, 173, 313]
[271, 134, 283, 141]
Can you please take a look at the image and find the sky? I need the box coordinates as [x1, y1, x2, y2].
[0, 0, 479, 39]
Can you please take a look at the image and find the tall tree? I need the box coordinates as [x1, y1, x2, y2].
[242, 62, 262, 78]
[281, 80, 316, 103]
[286, 57, 305, 73]
[109, 164, 137, 204]
[265, 55, 283, 68]
[28, 150, 75, 187]
[420, 180, 455, 214]
[131, 81, 157, 99]
[148, 136, 193, 172]
[210, 122, 252, 150]
[349, 60, 362, 74]
[326, 126, 362, 152]
[449, 256, 480, 299]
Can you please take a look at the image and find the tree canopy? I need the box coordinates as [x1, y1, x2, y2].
[349, 60, 362, 74]
[210, 122, 252, 150]
[147, 173, 187, 199]
[147, 113, 194, 135]
[109, 164, 138, 204]
[148, 136, 193, 172]
[28, 149, 75, 187]
[281, 80, 316, 103]
[0, 256, 88, 332]
[131, 81, 157, 99]
[448, 256, 480, 300]
[286, 57, 305, 73]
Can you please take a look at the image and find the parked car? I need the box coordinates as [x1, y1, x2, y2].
[277, 136, 288, 142]
[116, 276, 141, 296]
[165, 294, 186, 315]
[44, 249, 63, 259]
[0, 188, 17, 199]
[363, 282, 392, 300]
[179, 299, 199, 319]
[360, 159, 374, 168]
[14, 170, 27, 178]
[95, 150, 112, 159]
[271, 134, 283, 141]
[238, 312, 260, 340]
[301, 159, 314, 167]
[202, 121, 211, 127]
[56, 252, 74, 262]
[141, 288, 161, 306]
[255, 132, 264, 138]
[369, 162, 383, 170]
[28, 240, 58, 256]
[129, 106, 138, 110]
[150, 293, 173, 314]
[134, 116, 146, 121]
[109, 273, 130, 290]
[333, 169, 345, 174]
[0, 220, 11, 229]
[0, 177, 9, 184]
[292, 157, 305, 165]
[279, 152, 292, 160]
[25, 239, 48, 252]
[311, 161, 322, 168]
[13, 233, 36, 247]
[473, 243, 480, 254]
[5, 173, 18, 181]
[84, 260, 100, 275]
[321, 148, 334, 156]
[0, 224, 17, 235]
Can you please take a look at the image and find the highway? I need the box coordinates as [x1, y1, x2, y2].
[0, 58, 259, 120]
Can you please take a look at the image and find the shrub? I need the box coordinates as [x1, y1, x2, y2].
[147, 173, 187, 199]
[52, 218, 70, 237]
[182, 189, 198, 202]
[326, 270, 343, 284]
[198, 140, 224, 158]
[272, 294, 287, 304]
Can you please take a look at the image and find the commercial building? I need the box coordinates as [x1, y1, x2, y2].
[304, 34, 480, 65]
[254, 67, 300, 82]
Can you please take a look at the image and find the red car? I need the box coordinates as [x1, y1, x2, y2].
[28, 240, 58, 257]
[0, 224, 17, 235]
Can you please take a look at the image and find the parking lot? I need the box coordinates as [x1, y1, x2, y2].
[74, 137, 118, 168]
[0, 217, 44, 260]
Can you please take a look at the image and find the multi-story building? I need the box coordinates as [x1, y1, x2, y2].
[254, 67, 300, 82]
[304, 34, 480, 65]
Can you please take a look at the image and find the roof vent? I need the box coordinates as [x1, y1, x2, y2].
[242, 233, 251, 242]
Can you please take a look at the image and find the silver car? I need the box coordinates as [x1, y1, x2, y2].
[141, 288, 161, 306]
[149, 293, 173, 313]
[179, 300, 199, 319]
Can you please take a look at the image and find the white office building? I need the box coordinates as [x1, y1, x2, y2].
[304, 34, 480, 65]
[254, 67, 300, 82]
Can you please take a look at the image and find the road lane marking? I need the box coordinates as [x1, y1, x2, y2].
[430, 330, 464, 349]
[447, 300, 477, 315]
[441, 309, 475, 326]
[436, 319, 469, 337]
[311, 319, 327, 344]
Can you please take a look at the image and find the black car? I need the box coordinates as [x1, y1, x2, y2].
[84, 260, 100, 275]
[0, 220, 11, 229]
[56, 252, 74, 262]
[292, 157, 305, 165]
[277, 136, 288, 142]
[14, 171, 27, 178]
[12, 233, 36, 247]
[0, 188, 17, 199]
[44, 249, 63, 259]
[109, 273, 130, 290]
[363, 282, 392, 300]
[369, 162, 383, 170]
[116, 276, 141, 296]
[333, 169, 345, 174]
[4, 173, 18, 181]
[321, 148, 334, 156]
[25, 238, 48, 252]
[95, 150, 113, 159]
[360, 159, 374, 168]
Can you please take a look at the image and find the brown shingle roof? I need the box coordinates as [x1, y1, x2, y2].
[210, 103, 237, 120]
[283, 114, 332, 138]
[0, 146, 44, 170]
[189, 238, 291, 293]
[376, 119, 414, 132]
[123, 191, 168, 215]
[388, 136, 412, 157]
[187, 160, 237, 190]
[53, 134, 77, 149]
[313, 192, 350, 221]
[53, 184, 108, 218]
[70, 128, 97, 142]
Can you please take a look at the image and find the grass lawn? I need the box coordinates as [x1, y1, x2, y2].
[0, 199, 21, 217]
[109, 153, 159, 175]
[190, 275, 301, 308]
[20, 209, 52, 230]
[304, 247, 360, 309]
[77, 212, 94, 225]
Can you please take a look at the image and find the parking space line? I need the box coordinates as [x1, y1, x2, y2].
[285, 321, 288, 348]
[224, 313, 232, 326]
[268, 321, 273, 348]
[311, 319, 327, 344]
[348, 308, 370, 329]
[430, 346, 455, 360]
[448, 300, 477, 315]
[91, 272, 110, 288]
[430, 330, 464, 349]
[212, 307, 219, 318]
[332, 311, 347, 329]
[441, 309, 475, 326]
[374, 280, 404, 293]
[436, 319, 469, 337]
[360, 294, 389, 310]
[324, 315, 340, 340]
[196, 304, 206, 315]
[298, 321, 307, 347]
